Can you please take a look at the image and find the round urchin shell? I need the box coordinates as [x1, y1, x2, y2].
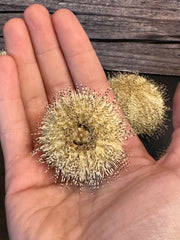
[35, 88, 128, 188]
[109, 73, 168, 136]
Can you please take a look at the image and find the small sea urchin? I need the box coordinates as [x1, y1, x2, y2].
[110, 73, 168, 136]
[35, 88, 129, 188]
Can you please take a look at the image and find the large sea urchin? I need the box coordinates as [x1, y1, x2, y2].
[110, 73, 168, 136]
[35, 88, 128, 188]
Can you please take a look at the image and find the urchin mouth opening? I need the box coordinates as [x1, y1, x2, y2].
[73, 123, 95, 147]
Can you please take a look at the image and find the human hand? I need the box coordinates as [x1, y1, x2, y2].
[0, 4, 180, 240]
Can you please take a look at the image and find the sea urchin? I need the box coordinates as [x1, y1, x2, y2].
[34, 88, 129, 188]
[110, 73, 168, 136]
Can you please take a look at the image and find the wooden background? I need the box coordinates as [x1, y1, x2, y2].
[0, 1, 180, 239]
[0, 0, 180, 75]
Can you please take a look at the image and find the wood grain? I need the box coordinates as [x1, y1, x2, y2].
[0, 0, 179, 75]
[1, 0, 180, 14]
[93, 41, 180, 76]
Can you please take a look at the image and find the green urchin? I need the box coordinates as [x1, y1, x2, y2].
[109, 73, 168, 136]
[34, 88, 129, 188]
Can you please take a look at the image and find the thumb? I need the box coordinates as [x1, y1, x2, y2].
[160, 82, 180, 173]
[173, 82, 180, 130]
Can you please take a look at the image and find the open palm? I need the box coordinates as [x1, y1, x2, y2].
[0, 5, 180, 240]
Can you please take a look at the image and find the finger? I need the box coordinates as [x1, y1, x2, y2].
[0, 56, 53, 194]
[170, 81, 180, 162]
[3, 18, 48, 132]
[52, 9, 154, 165]
[0, 56, 31, 173]
[173, 82, 180, 130]
[24, 4, 74, 99]
[160, 82, 180, 171]
[52, 9, 109, 94]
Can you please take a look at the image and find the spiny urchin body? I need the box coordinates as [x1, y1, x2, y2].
[109, 73, 168, 136]
[35, 88, 129, 188]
